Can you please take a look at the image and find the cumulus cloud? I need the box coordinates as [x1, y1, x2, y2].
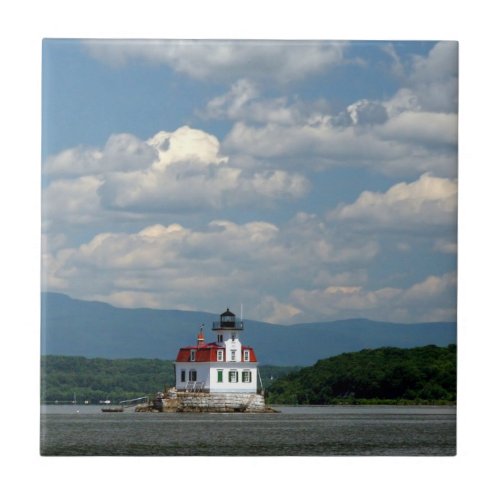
[200, 78, 330, 126]
[346, 99, 388, 125]
[254, 295, 303, 324]
[409, 41, 458, 113]
[291, 272, 457, 322]
[43, 126, 310, 218]
[44, 133, 158, 177]
[43, 175, 104, 226]
[42, 202, 456, 323]
[328, 173, 457, 230]
[147, 127, 228, 167]
[99, 159, 309, 214]
[380, 41, 458, 115]
[83, 40, 346, 83]
[215, 42, 457, 177]
[378, 111, 458, 147]
[43, 211, 384, 319]
[224, 114, 457, 176]
[43, 220, 282, 312]
[42, 41, 458, 324]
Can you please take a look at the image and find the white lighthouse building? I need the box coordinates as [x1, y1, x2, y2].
[174, 308, 258, 394]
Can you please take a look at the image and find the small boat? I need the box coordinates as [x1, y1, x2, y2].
[101, 406, 124, 413]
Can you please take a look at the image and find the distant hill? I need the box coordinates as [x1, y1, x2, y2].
[41, 293, 456, 366]
[266, 344, 457, 404]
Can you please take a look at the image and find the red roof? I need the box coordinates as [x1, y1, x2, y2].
[175, 342, 257, 362]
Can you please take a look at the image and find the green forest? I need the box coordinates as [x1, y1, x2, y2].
[40, 356, 298, 403]
[265, 345, 456, 405]
[41, 345, 456, 405]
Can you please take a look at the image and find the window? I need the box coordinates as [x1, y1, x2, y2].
[181, 370, 186, 382]
[190, 350, 196, 361]
[231, 350, 236, 361]
[217, 349, 224, 361]
[243, 350, 250, 362]
[231, 333, 236, 341]
[242, 370, 252, 383]
[189, 370, 197, 382]
[229, 370, 238, 383]
[217, 334, 223, 343]
[217, 370, 223, 383]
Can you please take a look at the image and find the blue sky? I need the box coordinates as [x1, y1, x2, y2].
[41, 39, 458, 324]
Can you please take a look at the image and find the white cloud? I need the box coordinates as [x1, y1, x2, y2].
[43, 175, 104, 226]
[215, 42, 457, 178]
[43, 203, 456, 323]
[378, 111, 457, 147]
[347, 99, 388, 125]
[54, 220, 282, 274]
[99, 158, 309, 213]
[43, 126, 310, 217]
[200, 78, 330, 126]
[403, 273, 456, 302]
[328, 173, 457, 230]
[381, 43, 406, 79]
[224, 114, 457, 176]
[291, 272, 457, 322]
[83, 40, 346, 83]
[43, 212, 383, 318]
[147, 126, 228, 168]
[409, 41, 458, 113]
[384, 88, 421, 117]
[43, 220, 281, 311]
[254, 295, 303, 324]
[381, 41, 458, 114]
[44, 133, 157, 177]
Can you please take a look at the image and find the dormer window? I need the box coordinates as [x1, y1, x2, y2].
[231, 350, 236, 361]
[243, 350, 250, 362]
[217, 349, 224, 361]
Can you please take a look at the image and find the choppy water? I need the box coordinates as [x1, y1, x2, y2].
[40, 404, 456, 456]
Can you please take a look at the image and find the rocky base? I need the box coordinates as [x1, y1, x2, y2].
[136, 390, 277, 413]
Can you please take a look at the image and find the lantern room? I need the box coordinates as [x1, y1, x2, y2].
[212, 308, 243, 331]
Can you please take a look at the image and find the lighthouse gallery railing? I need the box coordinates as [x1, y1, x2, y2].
[212, 320, 244, 330]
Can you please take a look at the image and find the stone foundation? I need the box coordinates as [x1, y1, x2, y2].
[177, 392, 267, 412]
[137, 390, 276, 413]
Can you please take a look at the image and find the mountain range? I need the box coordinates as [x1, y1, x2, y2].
[41, 293, 457, 366]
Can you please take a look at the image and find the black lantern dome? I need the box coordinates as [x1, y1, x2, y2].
[212, 308, 243, 331]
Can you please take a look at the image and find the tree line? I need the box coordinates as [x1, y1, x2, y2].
[265, 344, 456, 405]
[41, 357, 176, 403]
[40, 355, 299, 403]
[41, 345, 455, 405]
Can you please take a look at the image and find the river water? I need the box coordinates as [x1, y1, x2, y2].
[40, 404, 456, 456]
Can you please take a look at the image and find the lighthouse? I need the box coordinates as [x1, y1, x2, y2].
[174, 308, 258, 394]
[136, 307, 272, 412]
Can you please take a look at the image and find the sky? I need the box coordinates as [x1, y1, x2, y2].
[41, 39, 458, 324]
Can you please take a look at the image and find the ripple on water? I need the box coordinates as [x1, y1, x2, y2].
[40, 405, 456, 456]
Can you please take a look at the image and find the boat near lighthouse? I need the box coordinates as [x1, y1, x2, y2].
[136, 307, 276, 413]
